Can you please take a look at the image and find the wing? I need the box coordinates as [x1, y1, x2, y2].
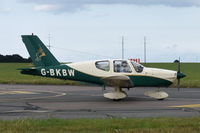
[102, 75, 134, 88]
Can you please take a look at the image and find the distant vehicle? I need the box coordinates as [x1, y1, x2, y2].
[19, 35, 186, 100]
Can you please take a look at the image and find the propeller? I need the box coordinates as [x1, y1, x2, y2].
[102, 85, 106, 92]
[177, 57, 181, 91]
[176, 57, 186, 91]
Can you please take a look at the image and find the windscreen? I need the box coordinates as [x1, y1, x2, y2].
[131, 61, 144, 73]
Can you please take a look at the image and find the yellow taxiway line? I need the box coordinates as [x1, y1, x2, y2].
[0, 90, 66, 102]
[170, 104, 200, 108]
[0, 91, 38, 95]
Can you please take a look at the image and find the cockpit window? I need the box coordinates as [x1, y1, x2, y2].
[113, 60, 132, 73]
[131, 61, 144, 73]
[95, 61, 110, 71]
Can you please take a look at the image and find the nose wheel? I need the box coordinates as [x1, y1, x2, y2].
[103, 87, 127, 100]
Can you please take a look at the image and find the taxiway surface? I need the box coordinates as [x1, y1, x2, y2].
[0, 84, 200, 119]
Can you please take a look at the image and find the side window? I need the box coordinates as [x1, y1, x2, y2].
[113, 60, 132, 73]
[131, 61, 144, 73]
[95, 61, 110, 71]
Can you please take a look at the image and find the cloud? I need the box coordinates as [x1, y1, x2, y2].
[0, 8, 12, 13]
[166, 44, 179, 50]
[19, 0, 200, 13]
[0, 1, 12, 14]
[34, 4, 61, 12]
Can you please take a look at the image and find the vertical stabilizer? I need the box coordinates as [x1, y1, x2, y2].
[21, 35, 60, 67]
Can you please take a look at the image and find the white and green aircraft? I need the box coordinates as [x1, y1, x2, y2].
[19, 34, 186, 100]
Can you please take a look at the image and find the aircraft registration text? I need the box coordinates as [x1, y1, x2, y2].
[41, 69, 75, 77]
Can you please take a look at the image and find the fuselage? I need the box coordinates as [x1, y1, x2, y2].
[22, 59, 178, 87]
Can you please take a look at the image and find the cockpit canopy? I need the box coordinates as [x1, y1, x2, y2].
[113, 60, 132, 73]
[95, 60, 144, 73]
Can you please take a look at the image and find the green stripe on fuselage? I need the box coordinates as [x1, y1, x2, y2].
[129, 76, 172, 87]
[33, 65, 103, 85]
[22, 64, 173, 87]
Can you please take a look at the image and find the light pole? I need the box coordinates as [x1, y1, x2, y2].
[48, 34, 52, 51]
[122, 36, 124, 59]
[144, 36, 147, 63]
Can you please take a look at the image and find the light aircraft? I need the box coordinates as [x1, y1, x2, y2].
[19, 34, 186, 100]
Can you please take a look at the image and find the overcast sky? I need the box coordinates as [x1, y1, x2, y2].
[0, 0, 200, 62]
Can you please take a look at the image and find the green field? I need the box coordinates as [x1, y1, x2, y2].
[0, 118, 199, 133]
[0, 63, 199, 87]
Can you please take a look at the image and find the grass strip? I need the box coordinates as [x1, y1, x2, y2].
[0, 117, 200, 133]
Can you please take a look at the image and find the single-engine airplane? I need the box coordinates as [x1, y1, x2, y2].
[19, 34, 186, 100]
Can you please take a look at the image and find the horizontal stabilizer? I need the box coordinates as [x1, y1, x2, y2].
[18, 68, 38, 75]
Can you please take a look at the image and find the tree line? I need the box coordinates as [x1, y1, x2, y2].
[0, 54, 32, 63]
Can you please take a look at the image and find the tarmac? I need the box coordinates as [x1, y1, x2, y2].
[0, 84, 200, 119]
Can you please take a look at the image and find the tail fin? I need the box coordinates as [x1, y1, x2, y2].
[21, 35, 60, 67]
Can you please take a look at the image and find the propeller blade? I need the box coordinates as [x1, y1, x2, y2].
[177, 57, 181, 91]
[176, 57, 186, 91]
[178, 57, 180, 73]
[178, 79, 180, 91]
[102, 85, 106, 92]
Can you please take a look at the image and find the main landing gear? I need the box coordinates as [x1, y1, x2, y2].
[103, 87, 127, 100]
[103, 86, 169, 100]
